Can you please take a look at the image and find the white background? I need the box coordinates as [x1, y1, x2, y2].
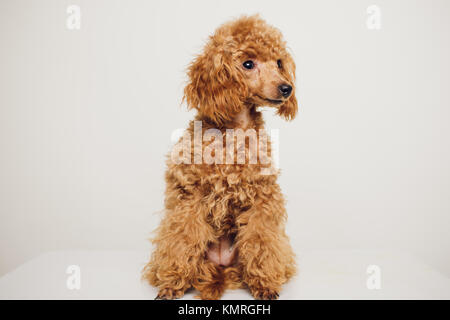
[1, 0, 450, 282]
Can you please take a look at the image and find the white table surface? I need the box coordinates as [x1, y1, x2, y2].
[0, 250, 449, 299]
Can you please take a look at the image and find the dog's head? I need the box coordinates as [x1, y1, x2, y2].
[184, 15, 298, 125]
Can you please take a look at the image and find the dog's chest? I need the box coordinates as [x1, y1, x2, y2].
[202, 169, 255, 207]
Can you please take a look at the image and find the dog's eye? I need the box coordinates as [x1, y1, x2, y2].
[243, 60, 254, 69]
[277, 59, 282, 69]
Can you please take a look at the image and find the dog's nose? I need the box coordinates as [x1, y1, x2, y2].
[278, 84, 292, 98]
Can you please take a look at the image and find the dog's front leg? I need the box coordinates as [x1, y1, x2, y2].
[142, 195, 215, 300]
[236, 186, 296, 300]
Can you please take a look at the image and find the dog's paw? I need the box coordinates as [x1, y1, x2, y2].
[155, 288, 185, 300]
[250, 287, 280, 300]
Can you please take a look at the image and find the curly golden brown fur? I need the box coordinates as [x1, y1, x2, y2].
[142, 15, 297, 300]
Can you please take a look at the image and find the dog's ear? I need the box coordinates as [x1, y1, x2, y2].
[277, 54, 298, 121]
[184, 45, 248, 125]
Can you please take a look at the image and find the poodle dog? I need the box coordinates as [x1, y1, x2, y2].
[143, 15, 298, 300]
